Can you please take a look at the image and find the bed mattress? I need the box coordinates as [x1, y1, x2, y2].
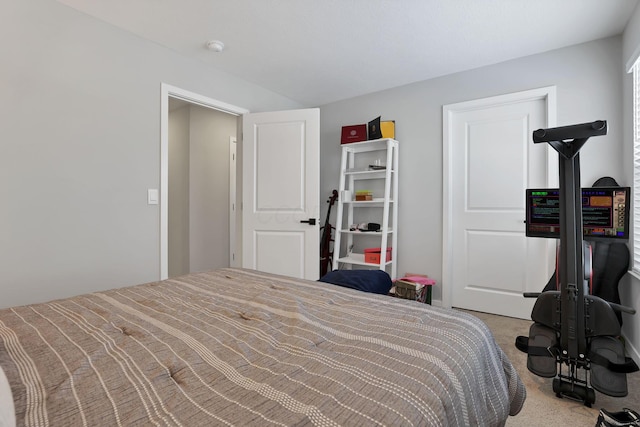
[0, 268, 525, 426]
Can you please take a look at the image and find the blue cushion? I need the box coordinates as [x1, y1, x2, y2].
[318, 270, 392, 295]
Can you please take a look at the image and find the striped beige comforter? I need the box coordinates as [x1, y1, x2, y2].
[0, 268, 525, 426]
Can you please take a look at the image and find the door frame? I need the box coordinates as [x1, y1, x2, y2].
[160, 83, 249, 280]
[441, 86, 557, 309]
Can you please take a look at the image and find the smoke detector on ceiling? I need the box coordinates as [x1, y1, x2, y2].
[205, 40, 225, 53]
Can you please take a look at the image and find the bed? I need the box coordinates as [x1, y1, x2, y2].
[0, 268, 525, 426]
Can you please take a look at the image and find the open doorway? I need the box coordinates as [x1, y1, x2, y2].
[160, 84, 248, 279]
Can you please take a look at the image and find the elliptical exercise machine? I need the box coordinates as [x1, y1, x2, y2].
[516, 120, 638, 406]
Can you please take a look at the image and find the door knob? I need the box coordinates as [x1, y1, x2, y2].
[300, 218, 316, 225]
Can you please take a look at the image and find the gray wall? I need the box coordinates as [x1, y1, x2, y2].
[0, 0, 302, 308]
[188, 105, 236, 273]
[168, 104, 191, 277]
[320, 36, 624, 303]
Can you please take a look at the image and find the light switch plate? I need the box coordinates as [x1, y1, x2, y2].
[148, 189, 159, 205]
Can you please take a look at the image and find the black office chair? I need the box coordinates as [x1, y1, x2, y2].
[543, 177, 629, 324]
[517, 176, 638, 405]
[542, 240, 629, 325]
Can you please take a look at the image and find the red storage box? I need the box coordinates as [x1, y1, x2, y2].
[341, 124, 367, 144]
[364, 247, 392, 263]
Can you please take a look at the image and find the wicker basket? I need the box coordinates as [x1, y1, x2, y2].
[393, 279, 432, 304]
[394, 280, 418, 300]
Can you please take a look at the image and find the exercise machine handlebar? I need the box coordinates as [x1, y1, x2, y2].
[533, 120, 607, 143]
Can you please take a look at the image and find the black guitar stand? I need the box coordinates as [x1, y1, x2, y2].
[516, 120, 638, 406]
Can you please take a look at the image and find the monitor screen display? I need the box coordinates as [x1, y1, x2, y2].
[525, 187, 630, 240]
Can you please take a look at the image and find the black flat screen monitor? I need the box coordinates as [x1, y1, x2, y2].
[525, 187, 630, 240]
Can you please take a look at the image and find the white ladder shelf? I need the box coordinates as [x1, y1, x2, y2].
[332, 138, 398, 278]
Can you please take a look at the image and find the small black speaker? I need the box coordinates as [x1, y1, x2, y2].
[366, 223, 380, 232]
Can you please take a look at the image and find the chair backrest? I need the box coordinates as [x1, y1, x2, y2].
[590, 241, 629, 324]
[542, 242, 629, 293]
[588, 176, 629, 325]
[542, 176, 629, 324]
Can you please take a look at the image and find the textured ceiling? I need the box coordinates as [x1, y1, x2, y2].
[57, 0, 638, 106]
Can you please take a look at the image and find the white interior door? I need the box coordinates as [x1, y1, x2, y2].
[443, 87, 556, 319]
[242, 108, 320, 280]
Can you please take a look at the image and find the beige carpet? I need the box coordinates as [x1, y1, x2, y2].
[461, 310, 640, 427]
